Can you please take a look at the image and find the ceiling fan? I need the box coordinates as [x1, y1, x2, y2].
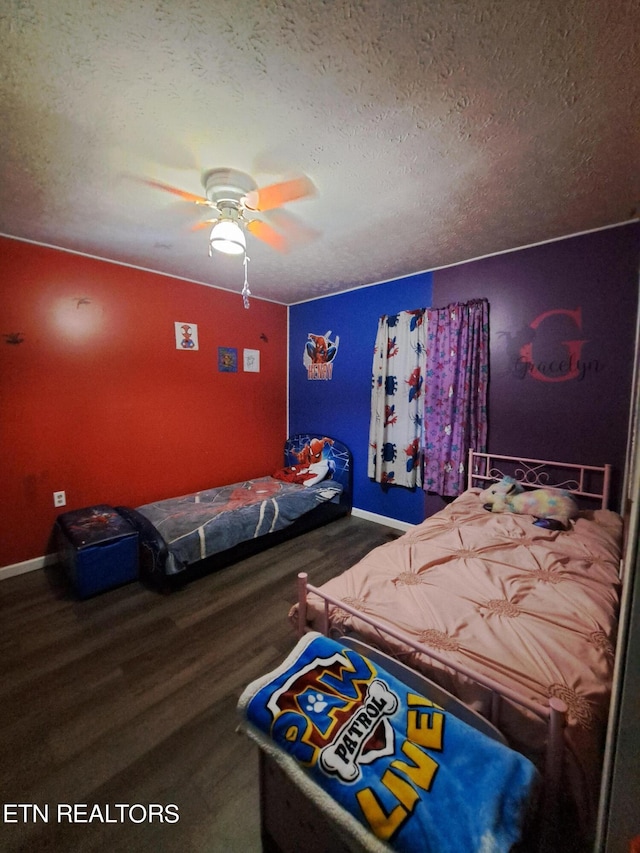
[141, 167, 317, 256]
[140, 167, 317, 307]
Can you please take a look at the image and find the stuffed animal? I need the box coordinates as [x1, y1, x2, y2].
[479, 476, 579, 530]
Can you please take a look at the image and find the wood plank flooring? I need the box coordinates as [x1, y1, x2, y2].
[0, 516, 400, 853]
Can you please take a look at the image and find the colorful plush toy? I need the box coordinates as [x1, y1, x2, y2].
[479, 476, 579, 530]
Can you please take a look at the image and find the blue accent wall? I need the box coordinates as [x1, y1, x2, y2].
[289, 272, 432, 524]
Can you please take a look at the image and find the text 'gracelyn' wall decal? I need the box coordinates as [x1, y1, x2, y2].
[508, 308, 603, 383]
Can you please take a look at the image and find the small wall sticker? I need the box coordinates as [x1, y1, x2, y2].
[175, 322, 199, 350]
[4, 332, 24, 345]
[243, 349, 260, 372]
[218, 347, 238, 372]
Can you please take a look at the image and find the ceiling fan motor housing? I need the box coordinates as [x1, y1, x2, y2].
[203, 168, 257, 209]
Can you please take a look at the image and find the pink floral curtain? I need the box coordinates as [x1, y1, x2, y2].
[422, 299, 489, 496]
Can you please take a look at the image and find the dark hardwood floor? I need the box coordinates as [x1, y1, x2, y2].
[0, 516, 400, 853]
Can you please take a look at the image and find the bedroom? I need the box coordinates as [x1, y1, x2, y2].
[1, 1, 639, 851]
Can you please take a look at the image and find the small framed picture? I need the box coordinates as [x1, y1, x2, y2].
[175, 322, 199, 350]
[243, 349, 260, 372]
[218, 347, 238, 372]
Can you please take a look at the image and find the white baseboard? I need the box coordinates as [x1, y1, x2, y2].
[351, 507, 415, 532]
[0, 553, 57, 581]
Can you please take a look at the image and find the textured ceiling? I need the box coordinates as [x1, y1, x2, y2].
[1, 0, 639, 305]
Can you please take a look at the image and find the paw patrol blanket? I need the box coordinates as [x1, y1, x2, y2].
[238, 633, 539, 853]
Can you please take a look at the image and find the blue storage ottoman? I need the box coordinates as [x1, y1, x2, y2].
[56, 505, 138, 598]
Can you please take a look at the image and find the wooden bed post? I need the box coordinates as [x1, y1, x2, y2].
[297, 572, 308, 638]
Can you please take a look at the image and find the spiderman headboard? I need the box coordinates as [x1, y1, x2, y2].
[284, 434, 352, 508]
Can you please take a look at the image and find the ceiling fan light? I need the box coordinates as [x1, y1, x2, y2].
[209, 219, 246, 255]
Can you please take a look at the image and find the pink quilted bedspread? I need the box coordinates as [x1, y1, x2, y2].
[300, 488, 623, 831]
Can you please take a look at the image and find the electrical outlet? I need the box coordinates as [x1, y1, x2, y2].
[53, 491, 66, 508]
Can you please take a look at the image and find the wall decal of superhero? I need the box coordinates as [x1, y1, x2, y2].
[174, 321, 199, 351]
[304, 330, 339, 380]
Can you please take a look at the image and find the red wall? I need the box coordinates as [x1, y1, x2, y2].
[0, 238, 288, 566]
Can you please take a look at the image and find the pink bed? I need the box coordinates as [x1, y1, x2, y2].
[293, 452, 623, 848]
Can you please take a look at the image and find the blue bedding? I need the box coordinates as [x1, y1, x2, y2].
[238, 632, 540, 852]
[116, 435, 351, 579]
[133, 476, 342, 574]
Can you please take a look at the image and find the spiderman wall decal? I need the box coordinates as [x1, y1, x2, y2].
[304, 330, 340, 380]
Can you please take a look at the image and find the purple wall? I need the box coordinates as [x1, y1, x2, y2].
[432, 223, 640, 511]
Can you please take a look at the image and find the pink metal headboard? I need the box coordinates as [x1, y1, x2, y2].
[467, 449, 612, 510]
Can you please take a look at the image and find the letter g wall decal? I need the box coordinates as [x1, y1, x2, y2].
[516, 307, 600, 383]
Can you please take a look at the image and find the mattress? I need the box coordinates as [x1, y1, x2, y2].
[135, 475, 342, 573]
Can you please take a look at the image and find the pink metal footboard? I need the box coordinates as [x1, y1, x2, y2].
[297, 571, 567, 850]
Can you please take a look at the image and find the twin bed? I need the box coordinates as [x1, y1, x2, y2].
[118, 434, 352, 584]
[277, 450, 623, 851]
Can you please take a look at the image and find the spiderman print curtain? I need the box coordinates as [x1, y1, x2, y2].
[368, 309, 426, 488]
[422, 299, 489, 496]
[368, 299, 489, 496]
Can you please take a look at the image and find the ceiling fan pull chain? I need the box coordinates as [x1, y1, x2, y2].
[242, 254, 251, 309]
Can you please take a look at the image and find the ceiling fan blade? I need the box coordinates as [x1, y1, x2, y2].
[246, 219, 289, 253]
[191, 218, 218, 232]
[244, 176, 315, 212]
[140, 177, 209, 205]
[264, 209, 320, 246]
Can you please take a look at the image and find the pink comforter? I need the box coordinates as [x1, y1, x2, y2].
[299, 488, 622, 831]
